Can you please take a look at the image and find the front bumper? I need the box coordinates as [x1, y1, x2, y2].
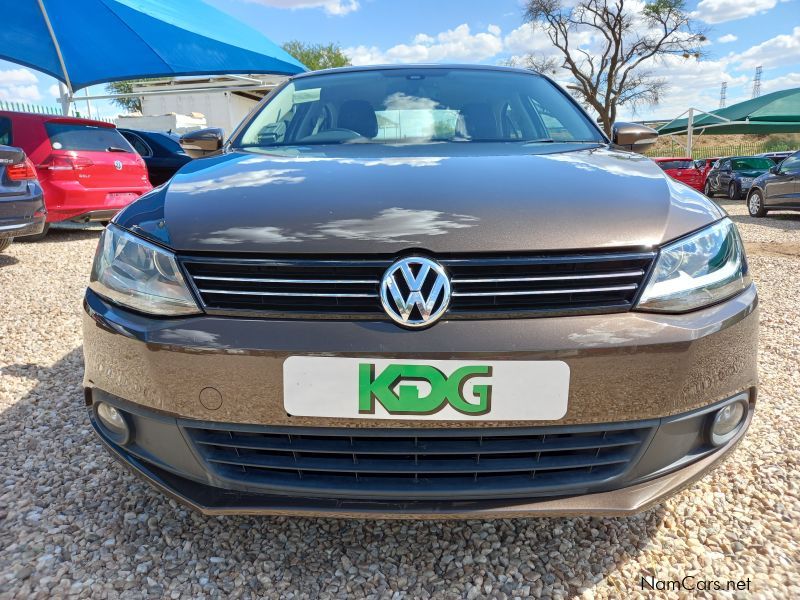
[83, 285, 759, 516]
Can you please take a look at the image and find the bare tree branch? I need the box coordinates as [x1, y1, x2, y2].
[522, 0, 707, 135]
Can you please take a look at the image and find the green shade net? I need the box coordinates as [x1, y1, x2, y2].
[658, 88, 800, 135]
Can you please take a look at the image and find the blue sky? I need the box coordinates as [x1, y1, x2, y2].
[1, 0, 798, 121]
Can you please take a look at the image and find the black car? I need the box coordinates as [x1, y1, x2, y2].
[0, 145, 45, 253]
[746, 151, 800, 217]
[756, 150, 798, 164]
[118, 129, 192, 187]
[704, 156, 774, 199]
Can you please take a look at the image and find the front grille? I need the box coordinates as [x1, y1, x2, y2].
[181, 250, 655, 319]
[182, 423, 655, 500]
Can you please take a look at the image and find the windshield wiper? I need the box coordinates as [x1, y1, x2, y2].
[106, 146, 129, 152]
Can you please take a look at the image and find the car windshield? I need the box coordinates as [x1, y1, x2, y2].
[731, 157, 773, 171]
[657, 160, 693, 170]
[45, 122, 135, 153]
[235, 68, 604, 147]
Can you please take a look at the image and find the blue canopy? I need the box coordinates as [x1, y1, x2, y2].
[1, 0, 306, 92]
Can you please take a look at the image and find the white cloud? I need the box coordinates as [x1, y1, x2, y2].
[345, 24, 503, 65]
[692, 0, 781, 24]
[616, 55, 748, 119]
[717, 34, 738, 44]
[47, 84, 61, 98]
[0, 68, 42, 102]
[734, 26, 800, 70]
[243, 0, 358, 15]
[760, 72, 800, 94]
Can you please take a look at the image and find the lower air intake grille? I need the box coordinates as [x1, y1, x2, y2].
[180, 250, 655, 320]
[182, 423, 655, 500]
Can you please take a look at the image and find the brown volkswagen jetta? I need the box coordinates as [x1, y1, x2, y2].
[83, 65, 757, 518]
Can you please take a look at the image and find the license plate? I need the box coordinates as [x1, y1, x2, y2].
[107, 192, 137, 202]
[283, 357, 569, 421]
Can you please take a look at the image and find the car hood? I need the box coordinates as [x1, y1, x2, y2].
[116, 143, 724, 254]
[735, 170, 767, 178]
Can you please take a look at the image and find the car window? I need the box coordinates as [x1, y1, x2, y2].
[121, 132, 152, 157]
[154, 133, 186, 154]
[0, 117, 11, 146]
[44, 122, 135, 152]
[779, 155, 800, 173]
[731, 157, 773, 171]
[237, 69, 604, 147]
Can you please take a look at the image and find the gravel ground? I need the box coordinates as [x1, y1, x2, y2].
[1, 204, 798, 599]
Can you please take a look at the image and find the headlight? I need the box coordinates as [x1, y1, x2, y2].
[636, 218, 751, 312]
[89, 225, 200, 316]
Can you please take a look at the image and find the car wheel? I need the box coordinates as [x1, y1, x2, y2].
[704, 180, 714, 197]
[747, 191, 767, 217]
[0, 238, 12, 253]
[728, 181, 741, 200]
[17, 223, 50, 242]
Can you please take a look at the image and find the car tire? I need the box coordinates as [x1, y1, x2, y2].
[727, 181, 740, 200]
[747, 190, 767, 218]
[17, 223, 50, 242]
[0, 238, 12, 253]
[704, 181, 714, 197]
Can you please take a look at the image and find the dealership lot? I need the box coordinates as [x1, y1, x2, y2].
[0, 201, 798, 598]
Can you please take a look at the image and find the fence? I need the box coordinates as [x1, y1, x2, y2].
[0, 100, 114, 123]
[644, 138, 797, 159]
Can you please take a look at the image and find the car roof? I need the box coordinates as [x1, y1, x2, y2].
[653, 157, 693, 161]
[119, 128, 177, 137]
[291, 63, 541, 80]
[0, 111, 115, 128]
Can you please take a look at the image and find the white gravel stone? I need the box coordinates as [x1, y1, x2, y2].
[0, 206, 798, 598]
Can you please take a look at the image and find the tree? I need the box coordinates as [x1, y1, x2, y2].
[522, 0, 707, 135]
[281, 41, 351, 71]
[106, 79, 149, 113]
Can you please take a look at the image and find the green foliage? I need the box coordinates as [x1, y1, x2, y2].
[105, 79, 149, 112]
[281, 41, 351, 71]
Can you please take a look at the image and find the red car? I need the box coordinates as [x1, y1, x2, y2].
[694, 157, 720, 189]
[0, 112, 151, 238]
[652, 157, 704, 191]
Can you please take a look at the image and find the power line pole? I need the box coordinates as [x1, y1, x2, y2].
[719, 82, 727, 108]
[752, 66, 762, 99]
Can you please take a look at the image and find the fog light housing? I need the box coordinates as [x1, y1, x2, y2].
[709, 399, 747, 446]
[95, 402, 131, 445]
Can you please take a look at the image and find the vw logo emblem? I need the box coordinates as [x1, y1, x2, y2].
[380, 257, 451, 328]
[114, 160, 123, 170]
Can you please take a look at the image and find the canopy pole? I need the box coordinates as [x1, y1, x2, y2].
[37, 0, 73, 114]
[686, 108, 694, 157]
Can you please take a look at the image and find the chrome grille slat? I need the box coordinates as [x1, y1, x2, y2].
[452, 284, 638, 297]
[198, 288, 376, 298]
[193, 276, 378, 284]
[181, 250, 655, 318]
[452, 270, 643, 283]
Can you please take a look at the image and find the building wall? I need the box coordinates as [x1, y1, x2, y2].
[140, 91, 260, 137]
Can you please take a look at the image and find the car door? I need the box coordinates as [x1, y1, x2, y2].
[765, 154, 800, 208]
[708, 160, 724, 192]
[120, 130, 157, 182]
[716, 159, 732, 191]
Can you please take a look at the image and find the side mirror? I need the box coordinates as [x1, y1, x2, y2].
[180, 127, 224, 158]
[611, 122, 658, 153]
[769, 165, 779, 174]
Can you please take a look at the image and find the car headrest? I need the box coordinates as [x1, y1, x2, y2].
[460, 103, 498, 140]
[338, 100, 378, 139]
